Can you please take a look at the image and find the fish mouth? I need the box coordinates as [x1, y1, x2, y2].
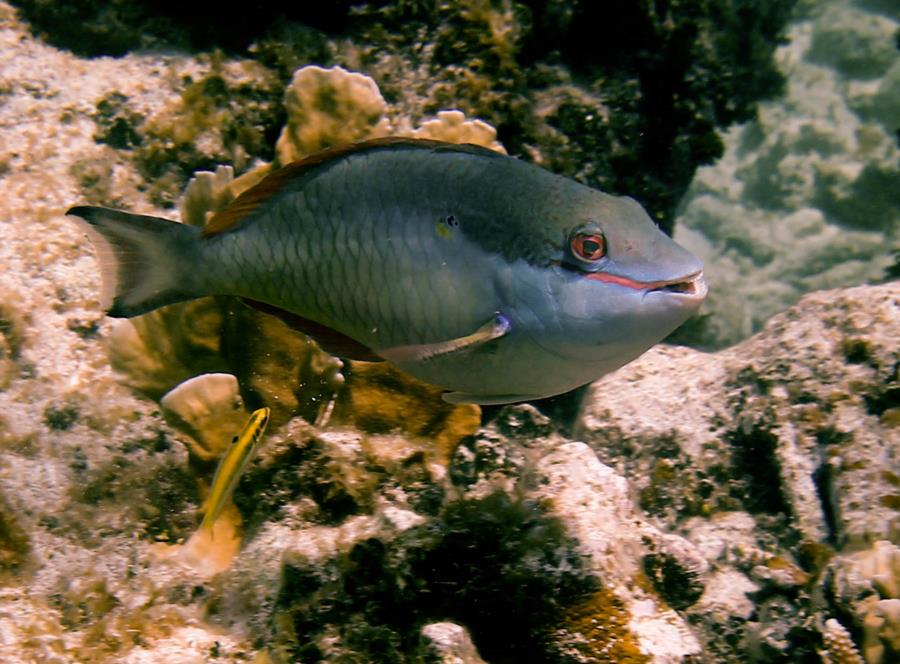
[647, 271, 707, 299]
[585, 269, 707, 300]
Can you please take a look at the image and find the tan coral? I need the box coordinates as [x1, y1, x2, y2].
[854, 541, 900, 600]
[179, 164, 239, 229]
[159, 372, 247, 462]
[275, 65, 393, 166]
[180, 162, 273, 229]
[408, 109, 506, 153]
[831, 541, 900, 664]
[862, 599, 900, 664]
[107, 298, 226, 400]
[820, 618, 866, 664]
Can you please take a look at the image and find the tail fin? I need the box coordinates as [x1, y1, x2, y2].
[67, 206, 205, 317]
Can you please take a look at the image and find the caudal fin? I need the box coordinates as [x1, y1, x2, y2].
[67, 206, 204, 317]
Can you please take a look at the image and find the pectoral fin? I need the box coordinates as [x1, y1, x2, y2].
[378, 313, 511, 364]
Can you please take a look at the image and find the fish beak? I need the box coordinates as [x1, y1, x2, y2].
[646, 271, 707, 300]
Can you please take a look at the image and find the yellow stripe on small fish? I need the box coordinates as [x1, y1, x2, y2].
[200, 407, 270, 535]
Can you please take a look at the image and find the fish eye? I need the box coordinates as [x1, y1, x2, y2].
[570, 231, 606, 262]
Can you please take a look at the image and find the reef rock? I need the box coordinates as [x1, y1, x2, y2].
[577, 281, 899, 548]
[420, 622, 487, 664]
[577, 280, 899, 661]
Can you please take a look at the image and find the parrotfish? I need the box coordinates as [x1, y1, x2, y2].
[200, 407, 270, 535]
[68, 138, 706, 404]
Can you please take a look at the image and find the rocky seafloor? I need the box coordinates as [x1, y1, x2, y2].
[0, 0, 898, 662]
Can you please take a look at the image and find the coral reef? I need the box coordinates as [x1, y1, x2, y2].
[830, 540, 900, 663]
[577, 281, 900, 549]
[862, 599, 900, 664]
[534, 442, 704, 660]
[159, 372, 247, 462]
[0, 0, 897, 661]
[133, 58, 285, 207]
[212, 485, 598, 663]
[275, 65, 391, 165]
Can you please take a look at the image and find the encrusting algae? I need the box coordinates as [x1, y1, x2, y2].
[552, 589, 651, 664]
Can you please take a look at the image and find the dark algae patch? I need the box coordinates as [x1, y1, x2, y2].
[271, 491, 597, 663]
[235, 433, 370, 529]
[43, 403, 80, 431]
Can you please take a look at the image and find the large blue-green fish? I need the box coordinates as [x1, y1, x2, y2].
[68, 138, 706, 404]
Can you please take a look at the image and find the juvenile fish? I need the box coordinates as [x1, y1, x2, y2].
[200, 407, 270, 535]
[68, 138, 706, 404]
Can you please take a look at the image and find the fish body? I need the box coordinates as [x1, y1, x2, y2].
[69, 138, 706, 404]
[200, 407, 270, 534]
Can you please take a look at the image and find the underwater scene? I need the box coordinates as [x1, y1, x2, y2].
[0, 0, 898, 662]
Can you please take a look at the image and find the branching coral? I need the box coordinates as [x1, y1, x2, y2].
[820, 618, 865, 664]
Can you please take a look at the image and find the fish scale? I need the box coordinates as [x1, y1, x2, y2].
[68, 138, 706, 404]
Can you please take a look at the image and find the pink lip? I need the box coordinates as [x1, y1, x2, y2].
[585, 270, 706, 296]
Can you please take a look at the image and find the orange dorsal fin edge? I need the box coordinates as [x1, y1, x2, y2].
[201, 137, 499, 238]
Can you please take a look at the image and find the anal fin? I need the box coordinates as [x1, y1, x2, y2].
[378, 313, 511, 364]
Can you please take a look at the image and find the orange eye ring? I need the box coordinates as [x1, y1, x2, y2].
[570, 232, 606, 261]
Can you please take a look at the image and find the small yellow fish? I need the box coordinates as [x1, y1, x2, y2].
[200, 407, 270, 535]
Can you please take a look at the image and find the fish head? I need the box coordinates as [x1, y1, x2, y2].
[509, 190, 707, 372]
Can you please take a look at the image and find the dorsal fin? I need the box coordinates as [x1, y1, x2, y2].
[201, 137, 502, 237]
[241, 298, 383, 362]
